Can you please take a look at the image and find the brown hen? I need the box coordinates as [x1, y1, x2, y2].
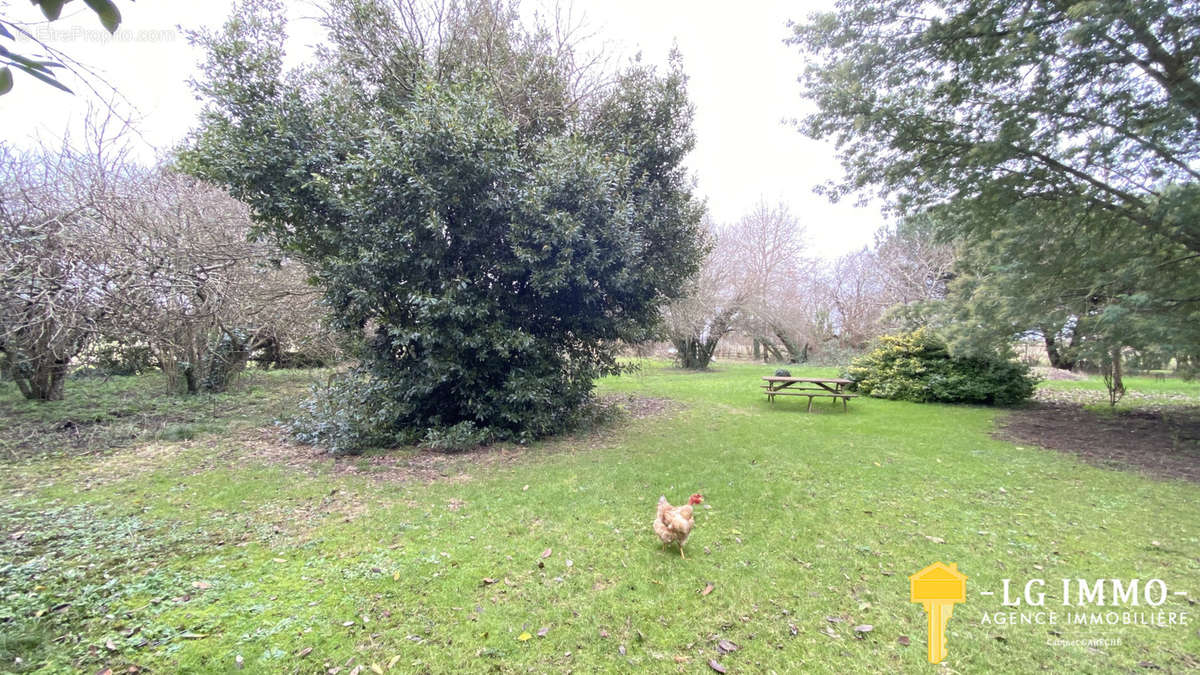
[653, 493, 703, 558]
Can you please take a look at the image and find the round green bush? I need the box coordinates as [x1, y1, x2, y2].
[846, 329, 1036, 405]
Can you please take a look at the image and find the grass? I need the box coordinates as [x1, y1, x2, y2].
[1, 362, 1198, 673]
[0, 369, 324, 459]
[1039, 374, 1200, 396]
[1036, 372, 1200, 413]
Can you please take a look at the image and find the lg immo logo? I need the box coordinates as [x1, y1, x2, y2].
[981, 577, 1191, 627]
[905, 564, 1191, 666]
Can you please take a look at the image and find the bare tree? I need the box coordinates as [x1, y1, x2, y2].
[0, 113, 332, 400]
[872, 221, 955, 307]
[825, 248, 888, 350]
[662, 222, 746, 369]
[726, 201, 813, 362]
[0, 128, 131, 400]
[96, 170, 329, 393]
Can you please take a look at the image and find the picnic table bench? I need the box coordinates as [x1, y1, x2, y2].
[761, 376, 856, 412]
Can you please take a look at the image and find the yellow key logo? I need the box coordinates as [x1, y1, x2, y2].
[909, 562, 967, 664]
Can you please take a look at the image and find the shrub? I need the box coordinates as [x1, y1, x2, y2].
[91, 340, 157, 376]
[847, 329, 1036, 405]
[283, 371, 408, 456]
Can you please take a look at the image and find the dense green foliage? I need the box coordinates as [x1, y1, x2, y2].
[181, 1, 704, 452]
[791, 0, 1200, 254]
[938, 199, 1200, 374]
[791, 0, 1200, 372]
[847, 329, 1036, 405]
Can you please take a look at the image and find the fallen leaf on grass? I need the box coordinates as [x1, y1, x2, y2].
[235, 654, 244, 669]
[342, 621, 355, 627]
[392, 572, 399, 581]
[517, 632, 532, 641]
[191, 581, 211, 590]
[717, 639, 740, 654]
[537, 626, 549, 638]
[618, 644, 626, 656]
[924, 536, 945, 544]
[708, 659, 727, 673]
[788, 624, 798, 636]
[853, 625, 873, 638]
[701, 583, 714, 596]
[541, 548, 552, 559]
[897, 636, 910, 646]
[386, 655, 401, 670]
[298, 647, 313, 658]
[674, 655, 690, 664]
[599, 629, 609, 638]
[481, 578, 498, 586]
[272, 558, 287, 563]
[821, 626, 839, 639]
[370, 664, 383, 674]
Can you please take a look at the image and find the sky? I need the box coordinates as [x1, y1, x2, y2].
[0, 0, 886, 258]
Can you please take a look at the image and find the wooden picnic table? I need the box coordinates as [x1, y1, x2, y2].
[761, 376, 856, 412]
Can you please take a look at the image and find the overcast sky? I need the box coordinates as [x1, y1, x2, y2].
[0, 0, 885, 258]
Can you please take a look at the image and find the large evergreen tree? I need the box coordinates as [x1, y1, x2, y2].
[181, 0, 704, 450]
[791, 0, 1200, 371]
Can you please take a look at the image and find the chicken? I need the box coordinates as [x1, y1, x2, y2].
[653, 493, 704, 558]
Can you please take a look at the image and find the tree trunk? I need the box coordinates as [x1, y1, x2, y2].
[202, 331, 255, 393]
[7, 355, 69, 401]
[256, 335, 282, 369]
[672, 336, 718, 369]
[24, 365, 67, 401]
[759, 338, 784, 363]
[1042, 325, 1077, 370]
[184, 364, 200, 394]
[1102, 346, 1126, 407]
[772, 328, 808, 364]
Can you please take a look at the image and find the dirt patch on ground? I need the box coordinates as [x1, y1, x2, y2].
[233, 393, 682, 484]
[997, 403, 1200, 483]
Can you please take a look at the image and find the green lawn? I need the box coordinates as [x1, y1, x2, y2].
[1, 363, 1197, 673]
